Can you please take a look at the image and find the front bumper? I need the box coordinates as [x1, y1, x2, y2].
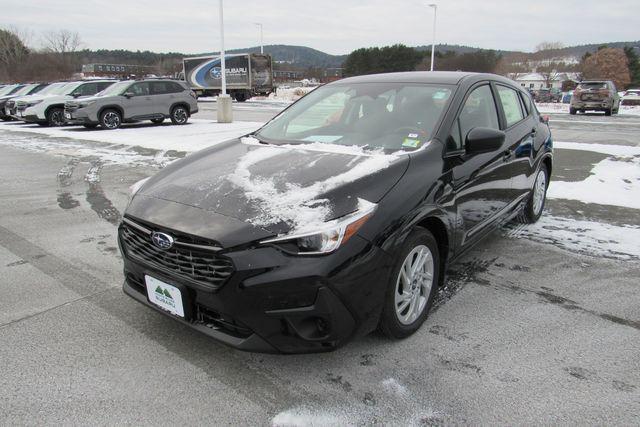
[119, 218, 392, 354]
[64, 108, 98, 125]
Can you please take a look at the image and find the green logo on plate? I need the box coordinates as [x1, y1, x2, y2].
[155, 285, 173, 300]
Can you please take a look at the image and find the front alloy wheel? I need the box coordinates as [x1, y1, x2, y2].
[100, 110, 122, 130]
[47, 108, 65, 127]
[379, 228, 440, 339]
[395, 245, 434, 325]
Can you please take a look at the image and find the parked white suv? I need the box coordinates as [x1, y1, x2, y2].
[18, 80, 116, 126]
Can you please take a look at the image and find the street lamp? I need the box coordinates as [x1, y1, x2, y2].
[254, 23, 264, 54]
[217, 0, 232, 123]
[428, 3, 437, 71]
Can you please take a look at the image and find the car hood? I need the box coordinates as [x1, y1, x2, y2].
[129, 138, 410, 241]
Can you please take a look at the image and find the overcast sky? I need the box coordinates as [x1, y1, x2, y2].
[3, 0, 639, 55]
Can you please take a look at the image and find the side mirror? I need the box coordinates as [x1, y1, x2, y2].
[465, 127, 506, 154]
[71, 92, 81, 98]
[123, 92, 134, 98]
[540, 115, 550, 124]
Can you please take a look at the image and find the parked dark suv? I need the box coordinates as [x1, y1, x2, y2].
[570, 80, 620, 115]
[64, 79, 198, 129]
[119, 71, 553, 353]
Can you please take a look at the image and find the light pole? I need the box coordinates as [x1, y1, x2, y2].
[428, 3, 437, 71]
[254, 23, 263, 54]
[217, 0, 233, 123]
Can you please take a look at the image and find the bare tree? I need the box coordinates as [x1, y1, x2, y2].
[534, 41, 566, 88]
[0, 27, 30, 81]
[41, 29, 82, 55]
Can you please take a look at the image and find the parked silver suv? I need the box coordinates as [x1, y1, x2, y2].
[570, 80, 620, 116]
[64, 79, 198, 129]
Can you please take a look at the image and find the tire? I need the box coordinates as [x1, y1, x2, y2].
[569, 107, 577, 115]
[379, 228, 440, 339]
[605, 108, 612, 116]
[518, 164, 548, 224]
[83, 124, 98, 129]
[151, 117, 164, 124]
[46, 107, 65, 127]
[37, 122, 48, 127]
[234, 91, 247, 102]
[170, 105, 189, 125]
[1, 116, 13, 122]
[99, 109, 122, 130]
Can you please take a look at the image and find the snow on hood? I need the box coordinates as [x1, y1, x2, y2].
[229, 138, 400, 232]
[137, 137, 410, 236]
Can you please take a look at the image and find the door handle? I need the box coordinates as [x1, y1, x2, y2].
[531, 128, 537, 136]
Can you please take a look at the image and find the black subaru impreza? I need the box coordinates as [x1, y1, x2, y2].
[119, 71, 552, 353]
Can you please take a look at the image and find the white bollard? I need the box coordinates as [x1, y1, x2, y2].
[217, 94, 233, 123]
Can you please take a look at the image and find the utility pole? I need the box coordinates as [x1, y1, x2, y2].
[254, 23, 264, 54]
[217, 0, 233, 123]
[428, 3, 437, 71]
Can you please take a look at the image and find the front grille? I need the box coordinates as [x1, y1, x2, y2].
[64, 104, 79, 112]
[120, 217, 234, 290]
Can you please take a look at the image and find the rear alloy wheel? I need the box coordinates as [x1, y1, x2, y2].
[379, 228, 439, 339]
[151, 117, 164, 124]
[170, 106, 189, 125]
[47, 107, 65, 127]
[519, 165, 548, 224]
[100, 109, 122, 130]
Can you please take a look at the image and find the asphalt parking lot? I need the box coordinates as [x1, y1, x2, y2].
[0, 106, 639, 425]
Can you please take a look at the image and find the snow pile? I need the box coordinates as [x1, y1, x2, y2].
[271, 408, 351, 427]
[548, 142, 640, 209]
[0, 119, 262, 153]
[229, 142, 397, 231]
[381, 378, 408, 397]
[505, 215, 640, 260]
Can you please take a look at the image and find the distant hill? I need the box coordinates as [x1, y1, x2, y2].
[73, 41, 639, 71]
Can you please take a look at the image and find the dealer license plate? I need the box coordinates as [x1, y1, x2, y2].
[145, 275, 185, 317]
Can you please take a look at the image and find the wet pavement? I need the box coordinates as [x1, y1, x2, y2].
[0, 108, 638, 425]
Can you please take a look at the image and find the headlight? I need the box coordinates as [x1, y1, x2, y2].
[27, 100, 42, 107]
[260, 199, 377, 255]
[78, 101, 95, 108]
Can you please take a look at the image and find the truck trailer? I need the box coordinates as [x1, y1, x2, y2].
[182, 53, 273, 102]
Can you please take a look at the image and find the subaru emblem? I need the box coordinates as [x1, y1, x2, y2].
[151, 232, 174, 250]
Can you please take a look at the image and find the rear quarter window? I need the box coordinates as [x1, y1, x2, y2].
[496, 85, 525, 127]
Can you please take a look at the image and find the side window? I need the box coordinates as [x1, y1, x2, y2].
[129, 82, 150, 96]
[497, 85, 525, 127]
[451, 85, 500, 150]
[519, 92, 531, 116]
[97, 82, 113, 91]
[76, 83, 97, 96]
[151, 82, 169, 95]
[169, 82, 185, 93]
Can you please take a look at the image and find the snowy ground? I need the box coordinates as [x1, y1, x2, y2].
[536, 102, 640, 116]
[0, 119, 262, 153]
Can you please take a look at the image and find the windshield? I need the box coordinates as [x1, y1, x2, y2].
[37, 82, 69, 95]
[97, 81, 132, 97]
[13, 84, 42, 96]
[256, 83, 453, 152]
[0, 85, 22, 96]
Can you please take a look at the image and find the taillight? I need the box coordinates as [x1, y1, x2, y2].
[189, 90, 197, 99]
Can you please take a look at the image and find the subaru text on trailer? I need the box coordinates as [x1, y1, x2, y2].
[119, 71, 553, 353]
[18, 80, 116, 126]
[64, 79, 198, 129]
[183, 53, 273, 102]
